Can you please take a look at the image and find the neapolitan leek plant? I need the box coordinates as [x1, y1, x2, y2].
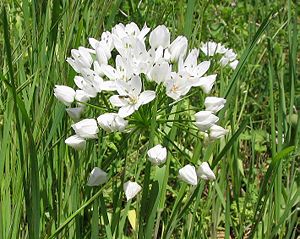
[54, 22, 238, 198]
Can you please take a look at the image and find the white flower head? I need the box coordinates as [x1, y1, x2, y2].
[178, 164, 198, 185]
[72, 118, 99, 139]
[209, 125, 228, 140]
[149, 25, 170, 49]
[97, 113, 128, 132]
[147, 144, 167, 165]
[204, 96, 226, 113]
[87, 167, 108, 186]
[195, 111, 219, 131]
[197, 162, 215, 180]
[65, 135, 86, 150]
[54, 85, 76, 106]
[109, 75, 156, 118]
[123, 181, 142, 201]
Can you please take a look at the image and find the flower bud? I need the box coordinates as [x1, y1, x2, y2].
[123, 181, 142, 201]
[178, 164, 198, 185]
[195, 111, 219, 131]
[87, 167, 108, 186]
[66, 107, 84, 122]
[65, 135, 86, 150]
[147, 144, 167, 165]
[72, 119, 99, 139]
[209, 125, 228, 140]
[97, 113, 128, 132]
[229, 60, 239, 70]
[197, 162, 215, 180]
[204, 97, 226, 113]
[149, 25, 170, 49]
[54, 85, 76, 106]
[169, 36, 188, 62]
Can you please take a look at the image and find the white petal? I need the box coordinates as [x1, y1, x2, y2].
[178, 164, 198, 185]
[72, 119, 99, 139]
[204, 96, 226, 113]
[197, 162, 215, 180]
[101, 64, 119, 80]
[138, 91, 156, 106]
[197, 74, 217, 94]
[66, 107, 83, 122]
[209, 125, 228, 140]
[193, 61, 210, 78]
[130, 75, 142, 96]
[101, 80, 117, 91]
[194, 111, 219, 131]
[123, 181, 142, 201]
[87, 167, 108, 186]
[109, 95, 128, 107]
[147, 144, 167, 165]
[229, 60, 239, 70]
[65, 135, 86, 150]
[54, 85, 76, 106]
[118, 105, 135, 118]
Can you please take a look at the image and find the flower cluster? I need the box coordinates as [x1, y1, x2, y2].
[200, 41, 239, 70]
[54, 22, 238, 200]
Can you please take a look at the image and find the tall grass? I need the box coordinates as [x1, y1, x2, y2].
[0, 0, 299, 238]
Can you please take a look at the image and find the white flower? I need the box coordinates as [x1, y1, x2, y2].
[87, 167, 108, 186]
[112, 22, 150, 42]
[204, 97, 226, 113]
[195, 111, 219, 131]
[75, 90, 90, 103]
[229, 60, 239, 70]
[72, 118, 99, 139]
[196, 74, 217, 94]
[123, 181, 142, 201]
[66, 47, 93, 73]
[169, 36, 188, 62]
[178, 164, 198, 185]
[149, 60, 171, 83]
[200, 41, 227, 56]
[178, 49, 213, 87]
[54, 85, 76, 106]
[209, 125, 228, 140]
[66, 107, 84, 122]
[101, 55, 133, 82]
[149, 25, 170, 49]
[97, 113, 128, 132]
[165, 72, 191, 100]
[89, 32, 113, 64]
[147, 144, 167, 165]
[74, 73, 103, 97]
[65, 135, 86, 150]
[109, 75, 156, 117]
[220, 49, 237, 66]
[197, 162, 215, 180]
[178, 49, 210, 77]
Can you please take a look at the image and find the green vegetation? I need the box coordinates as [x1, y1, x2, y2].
[0, 0, 299, 238]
